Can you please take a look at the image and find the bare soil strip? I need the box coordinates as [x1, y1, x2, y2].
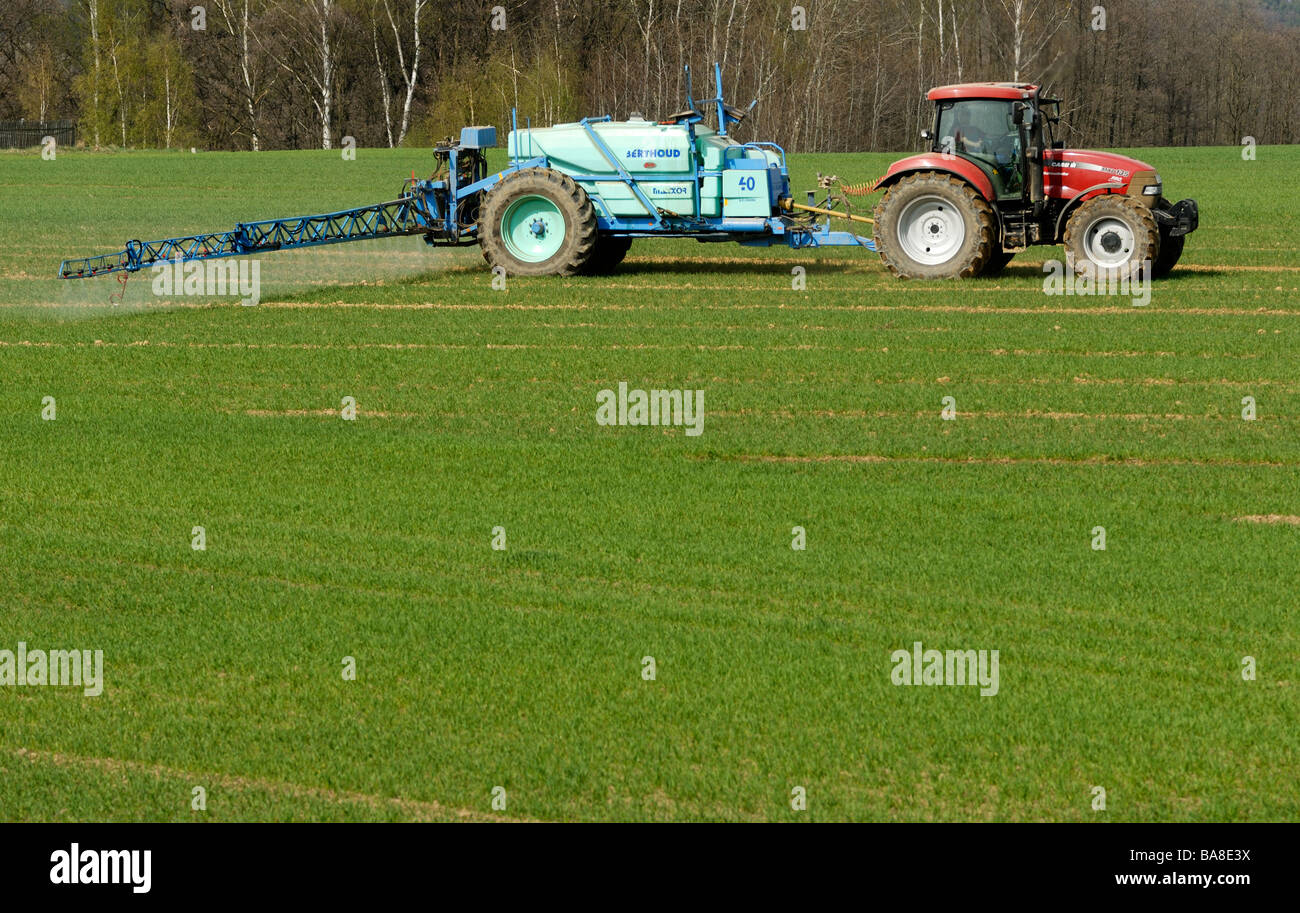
[0, 340, 1272, 359]
[1233, 514, 1300, 525]
[6, 299, 1297, 316]
[715, 409, 1215, 421]
[721, 453, 1293, 468]
[239, 408, 415, 418]
[619, 255, 1300, 273]
[262, 299, 1299, 315]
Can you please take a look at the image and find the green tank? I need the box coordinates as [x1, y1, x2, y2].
[507, 119, 779, 219]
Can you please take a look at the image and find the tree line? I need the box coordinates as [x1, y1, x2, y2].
[1, 0, 1297, 153]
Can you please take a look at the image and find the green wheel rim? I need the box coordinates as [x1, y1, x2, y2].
[501, 194, 567, 263]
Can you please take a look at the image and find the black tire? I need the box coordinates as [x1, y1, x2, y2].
[981, 248, 1015, 276]
[580, 235, 633, 275]
[873, 172, 996, 279]
[1063, 194, 1159, 281]
[1153, 227, 1185, 278]
[479, 167, 597, 276]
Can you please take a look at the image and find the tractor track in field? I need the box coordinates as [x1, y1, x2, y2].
[5, 259, 1299, 286]
[595, 255, 1300, 274]
[237, 408, 417, 418]
[1233, 514, 1300, 525]
[11, 298, 1294, 315]
[229, 405, 1295, 423]
[258, 299, 1300, 315]
[8, 747, 529, 823]
[6, 283, 1300, 312]
[714, 409, 1279, 422]
[0, 339, 1282, 358]
[720, 453, 1298, 468]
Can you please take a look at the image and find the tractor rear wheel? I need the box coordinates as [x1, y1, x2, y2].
[981, 248, 1016, 276]
[479, 168, 597, 276]
[1063, 194, 1159, 281]
[580, 235, 634, 275]
[873, 172, 996, 279]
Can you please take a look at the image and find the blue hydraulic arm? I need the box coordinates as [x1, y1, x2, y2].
[59, 192, 439, 279]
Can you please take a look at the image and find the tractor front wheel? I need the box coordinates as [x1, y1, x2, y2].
[1152, 227, 1185, 278]
[1063, 194, 1159, 281]
[480, 168, 597, 276]
[873, 172, 996, 279]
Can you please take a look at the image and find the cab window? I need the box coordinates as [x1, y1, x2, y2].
[936, 99, 1023, 195]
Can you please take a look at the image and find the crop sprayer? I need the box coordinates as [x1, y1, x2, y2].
[59, 64, 1197, 283]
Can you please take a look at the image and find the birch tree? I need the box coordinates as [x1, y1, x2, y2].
[269, 0, 338, 149]
[215, 0, 271, 151]
[996, 0, 1070, 81]
[86, 0, 102, 144]
[382, 0, 426, 146]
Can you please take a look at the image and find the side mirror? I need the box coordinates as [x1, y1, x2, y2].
[1012, 104, 1026, 126]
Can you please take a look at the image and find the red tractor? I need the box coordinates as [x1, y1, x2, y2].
[872, 82, 1198, 279]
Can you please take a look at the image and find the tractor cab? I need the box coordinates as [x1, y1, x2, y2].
[935, 98, 1023, 197]
[926, 83, 1043, 202]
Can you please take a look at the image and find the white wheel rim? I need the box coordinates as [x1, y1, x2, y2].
[1083, 216, 1136, 269]
[897, 195, 967, 265]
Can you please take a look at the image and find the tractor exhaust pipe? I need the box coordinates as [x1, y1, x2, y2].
[1029, 149, 1044, 213]
[1018, 99, 1044, 216]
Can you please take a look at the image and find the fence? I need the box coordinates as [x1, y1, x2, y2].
[0, 120, 76, 149]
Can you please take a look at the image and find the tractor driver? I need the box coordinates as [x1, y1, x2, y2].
[951, 105, 990, 154]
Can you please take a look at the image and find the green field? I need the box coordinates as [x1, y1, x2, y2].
[1, 145, 1297, 822]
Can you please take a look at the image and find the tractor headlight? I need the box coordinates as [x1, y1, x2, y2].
[1143, 174, 1161, 196]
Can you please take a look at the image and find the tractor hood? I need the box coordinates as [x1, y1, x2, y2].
[1044, 149, 1156, 190]
[1042, 149, 1161, 202]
